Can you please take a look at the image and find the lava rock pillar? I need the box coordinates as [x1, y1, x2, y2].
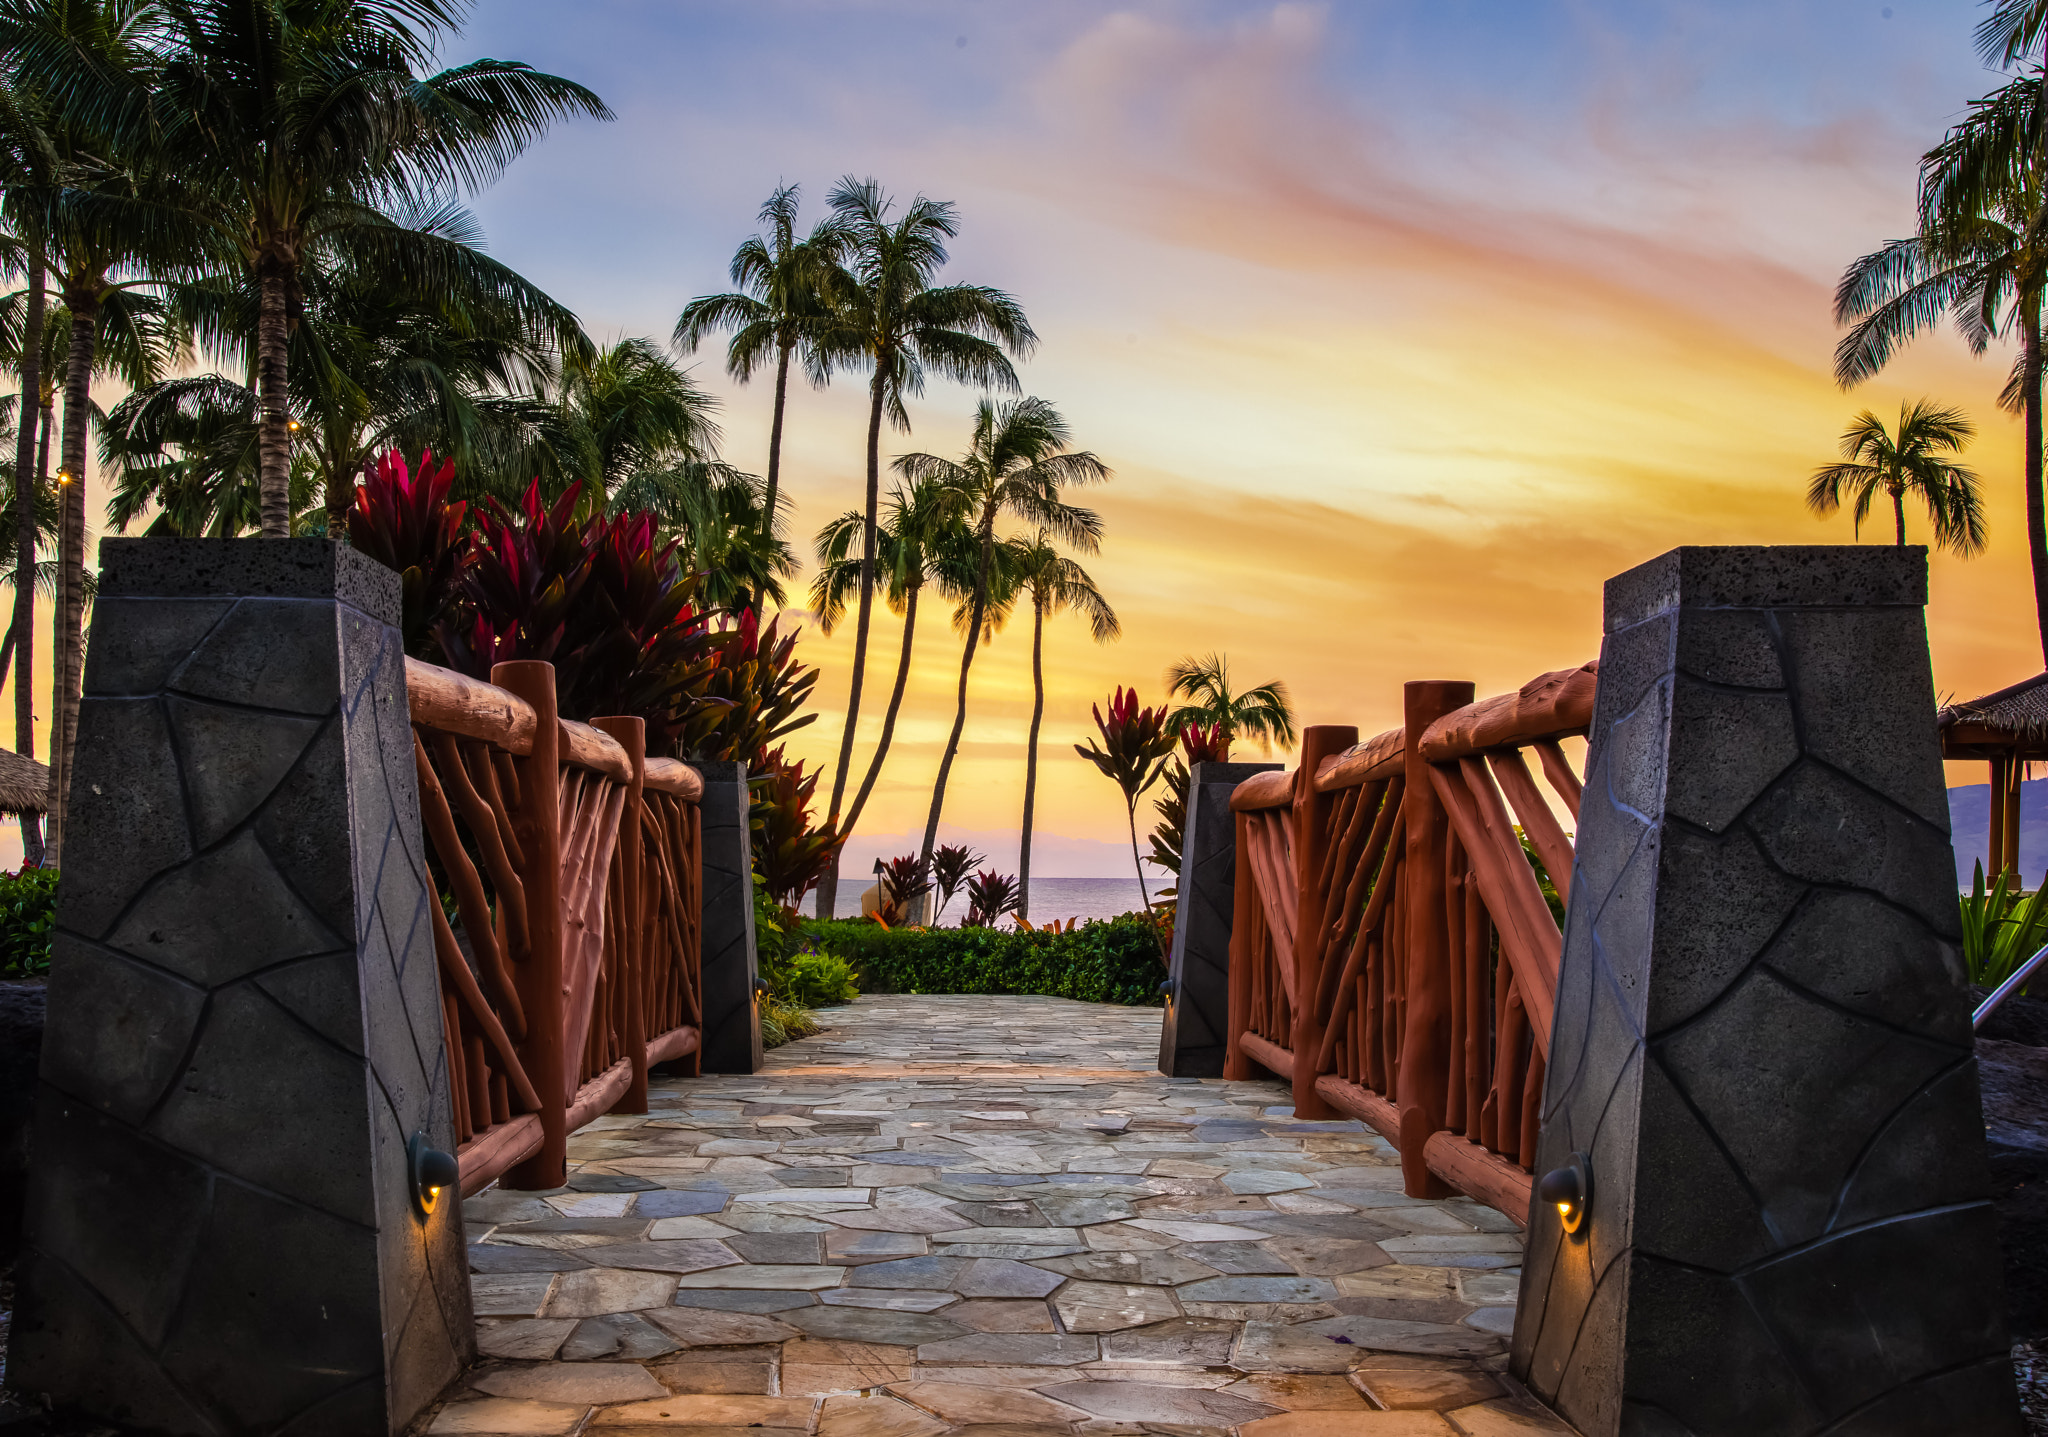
[1511, 545, 2020, 1436]
[11, 539, 471, 1435]
[691, 758, 764, 1074]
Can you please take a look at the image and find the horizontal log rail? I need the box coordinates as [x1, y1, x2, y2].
[1226, 662, 1596, 1226]
[405, 656, 705, 1196]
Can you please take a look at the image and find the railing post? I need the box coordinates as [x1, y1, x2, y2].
[1288, 726, 1357, 1119]
[1394, 680, 1472, 1198]
[495, 660, 566, 1189]
[1224, 810, 1259, 1080]
[596, 717, 648, 1114]
[1160, 759, 1281, 1077]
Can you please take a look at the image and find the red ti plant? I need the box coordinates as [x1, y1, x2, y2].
[875, 853, 932, 926]
[963, 870, 1023, 928]
[1146, 720, 1229, 901]
[1075, 686, 1178, 958]
[677, 606, 821, 762]
[347, 448, 468, 654]
[750, 742, 842, 909]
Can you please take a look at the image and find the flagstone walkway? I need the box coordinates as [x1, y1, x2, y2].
[428, 995, 1574, 1437]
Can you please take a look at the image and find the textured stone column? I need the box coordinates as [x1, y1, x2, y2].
[11, 540, 472, 1435]
[1512, 546, 2020, 1436]
[691, 759, 763, 1074]
[1159, 761, 1281, 1077]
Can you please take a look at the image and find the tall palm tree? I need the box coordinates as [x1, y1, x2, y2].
[806, 176, 1035, 920]
[810, 479, 973, 851]
[1808, 400, 1988, 552]
[117, 0, 611, 535]
[674, 183, 845, 557]
[1010, 531, 1118, 920]
[1165, 653, 1296, 761]
[895, 396, 1108, 871]
[538, 336, 722, 504]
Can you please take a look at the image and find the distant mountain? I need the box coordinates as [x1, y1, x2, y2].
[1949, 780, 2048, 888]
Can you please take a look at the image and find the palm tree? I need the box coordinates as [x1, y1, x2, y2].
[810, 478, 973, 843]
[896, 396, 1108, 871]
[674, 183, 845, 559]
[807, 176, 1036, 920]
[1165, 654, 1296, 761]
[539, 337, 722, 504]
[122, 0, 610, 535]
[1010, 531, 1118, 920]
[1808, 401, 1987, 552]
[610, 460, 797, 611]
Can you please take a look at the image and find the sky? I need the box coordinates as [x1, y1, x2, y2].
[13, 0, 2042, 876]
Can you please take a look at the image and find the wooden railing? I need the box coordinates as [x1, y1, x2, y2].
[406, 656, 704, 1196]
[1225, 663, 1596, 1225]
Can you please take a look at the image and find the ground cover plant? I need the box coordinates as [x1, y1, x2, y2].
[804, 913, 1164, 1007]
[0, 867, 55, 979]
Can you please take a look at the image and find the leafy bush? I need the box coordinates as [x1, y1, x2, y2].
[0, 868, 57, 979]
[806, 914, 1165, 1007]
[1961, 861, 2048, 990]
[761, 994, 821, 1049]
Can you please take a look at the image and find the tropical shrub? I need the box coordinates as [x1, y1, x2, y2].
[930, 843, 984, 925]
[964, 870, 1022, 928]
[347, 448, 469, 652]
[750, 743, 841, 909]
[807, 914, 1164, 1006]
[0, 868, 57, 979]
[1961, 862, 2048, 990]
[1146, 721, 1227, 898]
[680, 607, 820, 761]
[877, 854, 931, 925]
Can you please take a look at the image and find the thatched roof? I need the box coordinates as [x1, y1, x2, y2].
[1938, 672, 2048, 757]
[0, 748, 48, 814]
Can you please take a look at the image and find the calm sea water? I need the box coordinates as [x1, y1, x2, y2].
[828, 874, 1154, 924]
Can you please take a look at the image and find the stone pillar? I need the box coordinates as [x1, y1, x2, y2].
[1512, 546, 2020, 1436]
[1160, 761, 1281, 1077]
[691, 759, 763, 1074]
[10, 539, 472, 1435]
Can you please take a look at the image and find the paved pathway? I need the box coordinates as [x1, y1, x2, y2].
[431, 995, 1573, 1436]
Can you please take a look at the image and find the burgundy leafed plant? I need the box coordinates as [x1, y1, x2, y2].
[750, 743, 842, 909]
[347, 448, 468, 653]
[930, 842, 986, 926]
[876, 853, 932, 925]
[963, 870, 1023, 928]
[1075, 686, 1179, 960]
[1145, 720, 1229, 905]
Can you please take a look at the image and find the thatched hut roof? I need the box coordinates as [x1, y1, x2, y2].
[1938, 672, 2048, 758]
[0, 748, 48, 814]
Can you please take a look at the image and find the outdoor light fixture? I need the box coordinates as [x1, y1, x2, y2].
[407, 1130, 458, 1219]
[1538, 1151, 1592, 1236]
[55, 469, 72, 486]
[287, 419, 301, 432]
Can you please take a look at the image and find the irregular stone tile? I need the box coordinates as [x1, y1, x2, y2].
[643, 1217, 740, 1241]
[1377, 1236, 1520, 1256]
[850, 1256, 968, 1289]
[784, 1337, 921, 1369]
[948, 1200, 1052, 1228]
[696, 1139, 783, 1155]
[493, 1218, 654, 1244]
[1352, 1366, 1504, 1411]
[934, 1242, 1088, 1260]
[828, 1206, 977, 1235]
[636, 1190, 732, 1218]
[668, 1289, 817, 1314]
[826, 1228, 930, 1261]
[1266, 1237, 1393, 1277]
[715, 1211, 839, 1234]
[1223, 1170, 1315, 1195]
[582, 1240, 743, 1275]
[733, 1188, 874, 1206]
[783, 1306, 972, 1345]
[1332, 1297, 1474, 1325]
[915, 1333, 1101, 1366]
[1334, 1269, 1462, 1302]
[1034, 1250, 1219, 1286]
[559, 1311, 679, 1361]
[643, 1358, 774, 1395]
[1052, 1281, 1183, 1333]
[1455, 1270, 1520, 1305]
[472, 1245, 593, 1275]
[821, 1289, 961, 1313]
[944, 1299, 1057, 1332]
[1463, 1307, 1514, 1337]
[931, 1226, 1081, 1246]
[816, 1392, 950, 1437]
[468, 1192, 562, 1225]
[1222, 1375, 1373, 1411]
[471, 1362, 666, 1402]
[1268, 1194, 1363, 1215]
[671, 1265, 846, 1290]
[1128, 1218, 1272, 1242]
[729, 1230, 827, 1265]
[427, 1396, 587, 1434]
[546, 1192, 635, 1218]
[1234, 1322, 1367, 1374]
[1036, 1380, 1278, 1424]
[592, 1394, 815, 1427]
[887, 1380, 1086, 1424]
[1099, 1317, 1238, 1366]
[1082, 1222, 1178, 1252]
[643, 1307, 800, 1346]
[784, 1364, 914, 1397]
[1184, 1299, 1340, 1324]
[1030, 1194, 1137, 1226]
[1240, 1411, 1457, 1435]
[1151, 1160, 1226, 1178]
[1438, 1399, 1578, 1434]
[475, 1318, 578, 1361]
[473, 1273, 558, 1317]
[1246, 1214, 1404, 1242]
[1178, 1276, 1338, 1304]
[540, 1269, 678, 1317]
[1183, 1241, 1295, 1275]
[957, 1258, 1065, 1299]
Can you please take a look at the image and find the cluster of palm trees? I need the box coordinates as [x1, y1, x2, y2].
[1826, 0, 2048, 660]
[680, 182, 1122, 921]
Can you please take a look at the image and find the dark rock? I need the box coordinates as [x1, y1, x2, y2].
[0, 979, 44, 1258]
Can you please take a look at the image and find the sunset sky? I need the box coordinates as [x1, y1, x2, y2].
[14, 0, 2039, 876]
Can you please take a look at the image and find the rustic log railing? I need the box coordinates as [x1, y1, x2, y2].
[1225, 662, 1596, 1225]
[406, 656, 704, 1196]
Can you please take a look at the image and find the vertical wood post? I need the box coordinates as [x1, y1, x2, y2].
[596, 716, 648, 1115]
[1990, 756, 2007, 878]
[1394, 680, 1471, 1198]
[497, 660, 566, 1189]
[2007, 752, 2025, 878]
[1224, 810, 1258, 1079]
[1288, 725, 1357, 1119]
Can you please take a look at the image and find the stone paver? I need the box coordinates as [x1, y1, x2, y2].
[433, 995, 1578, 1435]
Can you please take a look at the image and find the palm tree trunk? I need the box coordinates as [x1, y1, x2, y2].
[814, 366, 888, 920]
[763, 340, 791, 545]
[844, 585, 918, 836]
[1019, 598, 1046, 921]
[1893, 486, 1907, 546]
[45, 298, 98, 867]
[2029, 314, 2048, 669]
[12, 257, 44, 867]
[256, 266, 293, 538]
[919, 525, 992, 870]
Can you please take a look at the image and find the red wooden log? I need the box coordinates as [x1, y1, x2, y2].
[596, 716, 649, 1115]
[405, 655, 537, 754]
[1290, 725, 1358, 1118]
[1534, 739, 1583, 820]
[497, 660, 568, 1190]
[1316, 726, 1405, 792]
[1488, 747, 1575, 906]
[1416, 662, 1597, 762]
[1230, 768, 1295, 812]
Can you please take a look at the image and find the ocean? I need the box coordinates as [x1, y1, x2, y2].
[826, 874, 1155, 924]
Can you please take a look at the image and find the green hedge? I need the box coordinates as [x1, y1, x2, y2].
[0, 867, 56, 979]
[803, 916, 1166, 1007]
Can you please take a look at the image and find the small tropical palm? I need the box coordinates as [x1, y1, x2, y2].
[896, 396, 1109, 872]
[1011, 530, 1119, 920]
[1807, 400, 1987, 552]
[1164, 654, 1296, 761]
[540, 337, 723, 503]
